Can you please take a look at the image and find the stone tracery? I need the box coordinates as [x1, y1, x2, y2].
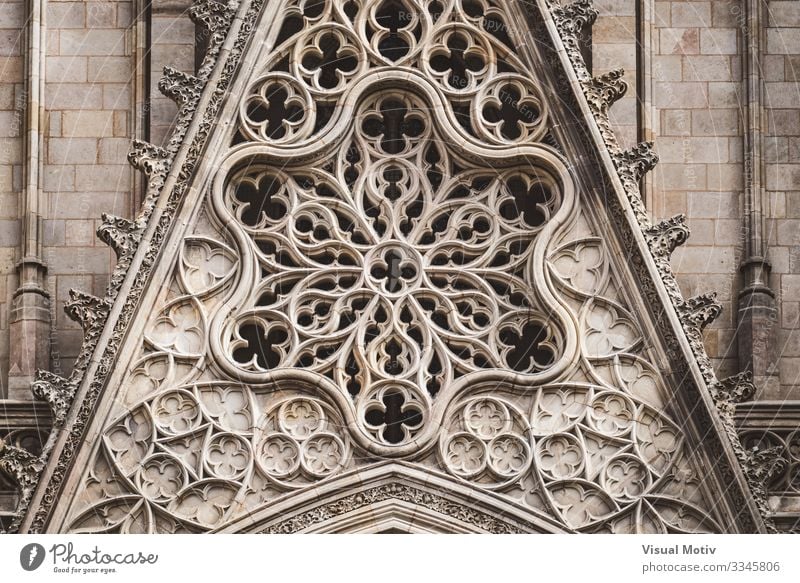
[55, 0, 726, 534]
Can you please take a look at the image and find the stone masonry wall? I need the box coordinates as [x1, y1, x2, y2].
[41, 0, 134, 377]
[594, 0, 799, 398]
[765, 1, 800, 399]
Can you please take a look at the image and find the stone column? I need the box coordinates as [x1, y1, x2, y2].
[7, 0, 50, 398]
[737, 0, 779, 399]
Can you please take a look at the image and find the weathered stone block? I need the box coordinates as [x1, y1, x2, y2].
[62, 110, 114, 137]
[671, 2, 711, 27]
[48, 137, 97, 164]
[700, 28, 737, 54]
[660, 28, 700, 55]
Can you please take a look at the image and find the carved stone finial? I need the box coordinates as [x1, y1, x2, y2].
[610, 142, 658, 226]
[582, 69, 627, 113]
[97, 214, 143, 261]
[64, 289, 111, 334]
[0, 437, 44, 496]
[709, 372, 756, 408]
[678, 293, 722, 331]
[159, 67, 204, 107]
[743, 445, 788, 530]
[612, 141, 659, 184]
[190, 0, 236, 33]
[127, 139, 169, 177]
[31, 370, 76, 427]
[552, 0, 599, 34]
[644, 215, 690, 260]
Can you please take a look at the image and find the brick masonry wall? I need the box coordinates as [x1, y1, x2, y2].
[652, 0, 744, 383]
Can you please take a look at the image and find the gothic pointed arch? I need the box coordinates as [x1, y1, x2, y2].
[7, 0, 768, 534]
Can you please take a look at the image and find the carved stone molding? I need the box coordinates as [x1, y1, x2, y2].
[263, 483, 526, 534]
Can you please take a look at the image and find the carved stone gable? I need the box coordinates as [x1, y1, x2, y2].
[14, 0, 763, 534]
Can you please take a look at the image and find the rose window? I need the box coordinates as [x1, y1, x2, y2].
[217, 90, 568, 447]
[61, 0, 723, 535]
